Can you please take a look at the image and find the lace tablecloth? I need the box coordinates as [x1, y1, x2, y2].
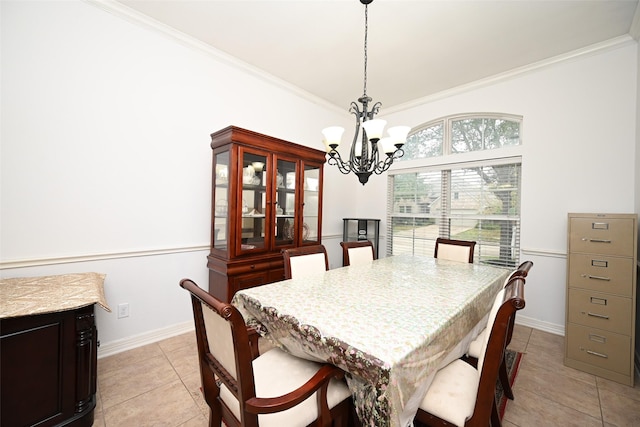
[0, 272, 111, 318]
[233, 255, 510, 427]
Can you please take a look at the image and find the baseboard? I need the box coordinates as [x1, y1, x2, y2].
[97, 321, 195, 359]
[515, 314, 565, 336]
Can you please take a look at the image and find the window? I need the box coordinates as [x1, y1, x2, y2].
[387, 114, 522, 267]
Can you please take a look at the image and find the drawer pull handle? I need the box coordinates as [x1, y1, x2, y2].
[589, 334, 607, 344]
[581, 238, 612, 244]
[587, 312, 609, 319]
[588, 334, 606, 344]
[582, 274, 610, 281]
[586, 350, 608, 359]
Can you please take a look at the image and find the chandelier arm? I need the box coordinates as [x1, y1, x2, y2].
[349, 102, 365, 172]
[367, 101, 382, 120]
[327, 150, 353, 175]
[373, 147, 405, 175]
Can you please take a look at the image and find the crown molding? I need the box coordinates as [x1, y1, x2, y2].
[85, 1, 635, 118]
[631, 1, 640, 40]
[84, 0, 344, 115]
[386, 35, 636, 115]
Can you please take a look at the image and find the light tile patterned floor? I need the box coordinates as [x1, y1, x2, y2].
[93, 325, 640, 427]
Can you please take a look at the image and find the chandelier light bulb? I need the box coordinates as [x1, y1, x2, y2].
[321, 126, 345, 150]
[387, 126, 411, 148]
[379, 137, 396, 155]
[361, 119, 386, 142]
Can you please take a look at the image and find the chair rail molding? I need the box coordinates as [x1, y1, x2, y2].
[0, 245, 210, 270]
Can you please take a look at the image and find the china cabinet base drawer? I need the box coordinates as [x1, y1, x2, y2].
[565, 323, 631, 376]
[568, 217, 634, 256]
[231, 272, 270, 294]
[568, 253, 634, 296]
[567, 288, 631, 335]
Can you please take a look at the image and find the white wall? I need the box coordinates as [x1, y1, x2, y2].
[354, 40, 638, 333]
[0, 0, 352, 353]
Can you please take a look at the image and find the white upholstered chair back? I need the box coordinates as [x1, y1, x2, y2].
[202, 302, 237, 379]
[434, 238, 476, 263]
[289, 253, 328, 279]
[346, 246, 374, 266]
[437, 244, 473, 263]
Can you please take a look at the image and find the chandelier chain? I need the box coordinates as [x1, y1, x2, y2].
[321, 0, 408, 185]
[363, 4, 368, 97]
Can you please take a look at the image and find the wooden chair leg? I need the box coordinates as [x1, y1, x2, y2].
[490, 396, 502, 427]
[498, 357, 514, 400]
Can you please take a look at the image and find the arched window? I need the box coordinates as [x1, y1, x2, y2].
[387, 114, 522, 267]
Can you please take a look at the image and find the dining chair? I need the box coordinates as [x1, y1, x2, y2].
[339, 240, 376, 266]
[179, 278, 352, 427]
[465, 260, 533, 400]
[434, 238, 476, 263]
[414, 276, 526, 427]
[282, 245, 329, 279]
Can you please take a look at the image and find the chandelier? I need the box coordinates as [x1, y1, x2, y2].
[322, 0, 410, 185]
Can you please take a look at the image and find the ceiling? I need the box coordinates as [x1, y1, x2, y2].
[115, 0, 639, 111]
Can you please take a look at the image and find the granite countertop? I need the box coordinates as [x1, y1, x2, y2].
[0, 272, 111, 319]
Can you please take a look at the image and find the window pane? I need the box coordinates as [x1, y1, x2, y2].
[443, 164, 521, 266]
[400, 123, 443, 160]
[389, 164, 521, 266]
[451, 118, 521, 153]
[392, 171, 441, 215]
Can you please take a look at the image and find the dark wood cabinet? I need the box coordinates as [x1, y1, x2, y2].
[208, 126, 325, 302]
[1, 304, 97, 427]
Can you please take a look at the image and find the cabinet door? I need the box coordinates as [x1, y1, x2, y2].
[238, 148, 269, 254]
[274, 157, 297, 249]
[212, 149, 230, 255]
[302, 162, 322, 244]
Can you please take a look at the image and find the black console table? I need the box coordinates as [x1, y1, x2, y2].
[0, 273, 109, 427]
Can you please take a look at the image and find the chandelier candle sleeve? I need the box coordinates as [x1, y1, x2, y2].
[321, 0, 410, 185]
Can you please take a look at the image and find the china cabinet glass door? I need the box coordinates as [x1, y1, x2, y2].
[274, 158, 297, 248]
[303, 163, 321, 243]
[213, 150, 229, 252]
[239, 149, 268, 252]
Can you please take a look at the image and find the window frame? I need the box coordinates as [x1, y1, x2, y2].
[386, 113, 523, 267]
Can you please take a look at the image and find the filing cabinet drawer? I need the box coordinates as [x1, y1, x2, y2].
[566, 323, 631, 376]
[567, 288, 631, 335]
[568, 253, 634, 296]
[569, 217, 634, 256]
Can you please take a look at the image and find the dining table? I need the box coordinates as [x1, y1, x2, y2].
[231, 254, 510, 427]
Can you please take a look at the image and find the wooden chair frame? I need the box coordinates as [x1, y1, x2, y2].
[339, 240, 376, 266]
[434, 238, 476, 263]
[464, 260, 533, 401]
[415, 276, 526, 427]
[180, 278, 350, 427]
[282, 245, 329, 279]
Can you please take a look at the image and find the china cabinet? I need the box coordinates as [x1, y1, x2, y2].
[564, 213, 637, 386]
[208, 126, 325, 302]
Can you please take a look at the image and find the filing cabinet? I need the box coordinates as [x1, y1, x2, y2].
[564, 213, 637, 386]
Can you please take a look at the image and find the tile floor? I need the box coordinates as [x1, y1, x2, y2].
[92, 325, 640, 427]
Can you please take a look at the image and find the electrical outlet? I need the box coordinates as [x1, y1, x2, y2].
[117, 303, 130, 319]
